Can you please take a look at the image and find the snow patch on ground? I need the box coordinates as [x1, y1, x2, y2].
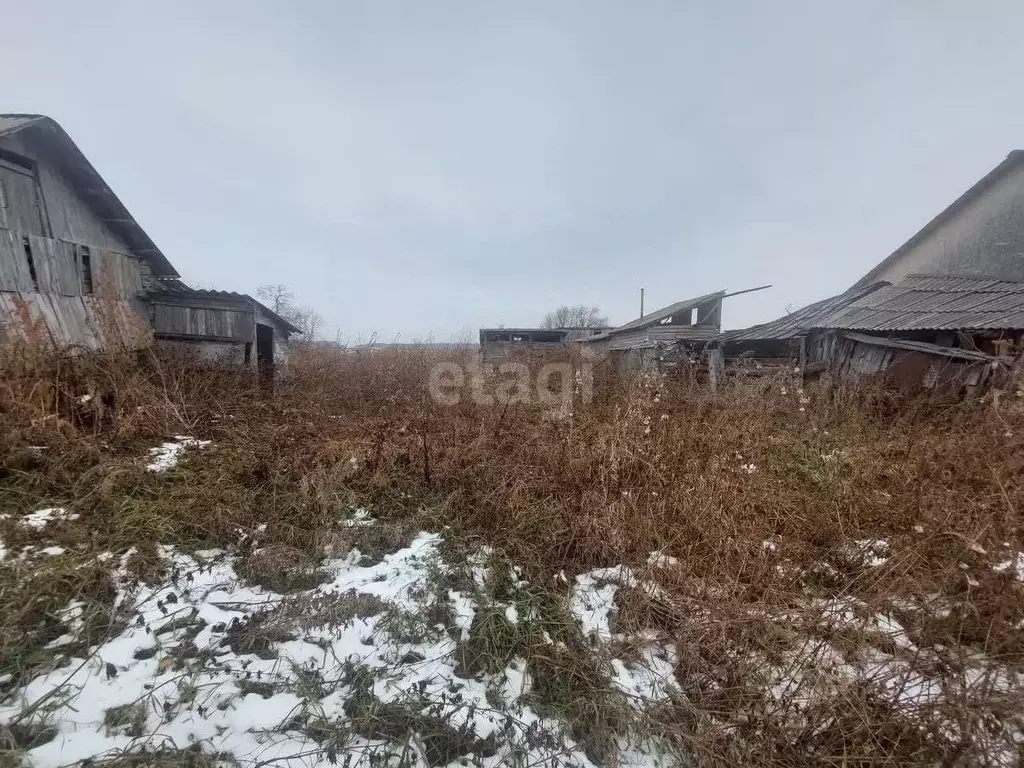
[646, 551, 679, 569]
[146, 436, 212, 472]
[570, 566, 638, 642]
[20, 507, 80, 529]
[339, 507, 375, 527]
[0, 527, 681, 767]
[568, 566, 681, 706]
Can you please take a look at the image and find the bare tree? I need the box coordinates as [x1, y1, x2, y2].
[256, 284, 323, 343]
[291, 306, 325, 342]
[541, 304, 609, 329]
[256, 284, 296, 317]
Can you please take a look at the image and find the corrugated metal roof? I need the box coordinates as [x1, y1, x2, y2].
[150, 279, 252, 302]
[0, 114, 178, 277]
[607, 325, 719, 350]
[612, 290, 725, 333]
[579, 290, 725, 343]
[718, 283, 887, 344]
[816, 274, 1024, 331]
[0, 115, 44, 136]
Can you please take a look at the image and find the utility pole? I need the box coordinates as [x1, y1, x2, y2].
[640, 288, 645, 319]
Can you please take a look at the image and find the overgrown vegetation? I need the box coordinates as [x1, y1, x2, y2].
[1, 336, 1023, 766]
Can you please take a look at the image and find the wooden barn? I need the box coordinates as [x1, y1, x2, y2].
[0, 113, 298, 372]
[478, 327, 607, 365]
[710, 275, 1024, 396]
[806, 274, 1024, 395]
[711, 283, 886, 376]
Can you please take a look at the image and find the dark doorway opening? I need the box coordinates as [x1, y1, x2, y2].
[256, 323, 274, 386]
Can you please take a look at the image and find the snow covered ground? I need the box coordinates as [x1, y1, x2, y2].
[146, 436, 212, 472]
[0, 509, 683, 768]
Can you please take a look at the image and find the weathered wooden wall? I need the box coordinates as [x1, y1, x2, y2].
[1, 226, 151, 349]
[1, 231, 143, 297]
[0, 228, 36, 292]
[809, 331, 993, 395]
[0, 134, 132, 253]
[155, 338, 249, 364]
[152, 303, 253, 342]
[0, 292, 149, 349]
[481, 340, 566, 364]
[0, 128, 155, 352]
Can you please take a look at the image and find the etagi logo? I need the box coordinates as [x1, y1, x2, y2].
[427, 361, 594, 406]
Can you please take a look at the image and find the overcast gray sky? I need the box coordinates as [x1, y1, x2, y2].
[4, 1, 1023, 340]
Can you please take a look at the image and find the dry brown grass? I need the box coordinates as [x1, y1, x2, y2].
[1, 339, 1023, 765]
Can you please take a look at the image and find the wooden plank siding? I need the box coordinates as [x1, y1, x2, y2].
[24, 235, 79, 296]
[0, 292, 49, 343]
[0, 291, 150, 349]
[96, 249, 143, 298]
[151, 303, 253, 342]
[0, 228, 35, 291]
[2, 226, 146, 297]
[605, 325, 720, 351]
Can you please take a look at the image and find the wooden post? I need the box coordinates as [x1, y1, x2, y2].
[1010, 349, 1024, 391]
[708, 347, 724, 392]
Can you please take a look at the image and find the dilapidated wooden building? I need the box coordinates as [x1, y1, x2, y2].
[711, 275, 1024, 395]
[148, 279, 299, 370]
[573, 291, 727, 373]
[479, 327, 607, 365]
[577, 291, 726, 358]
[0, 113, 298, 371]
[807, 274, 1024, 394]
[710, 150, 1024, 394]
[712, 283, 886, 376]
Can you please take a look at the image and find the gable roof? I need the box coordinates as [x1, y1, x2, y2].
[149, 279, 302, 334]
[0, 114, 178, 277]
[717, 282, 887, 344]
[816, 274, 1024, 331]
[853, 151, 1024, 288]
[582, 290, 725, 342]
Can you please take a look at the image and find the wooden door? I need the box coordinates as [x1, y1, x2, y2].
[0, 157, 46, 236]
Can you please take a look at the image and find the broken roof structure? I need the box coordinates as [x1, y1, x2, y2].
[578, 291, 726, 353]
[716, 283, 885, 348]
